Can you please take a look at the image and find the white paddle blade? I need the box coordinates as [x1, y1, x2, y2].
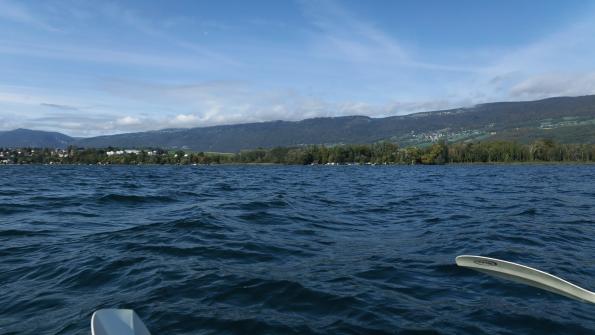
[456, 255, 595, 304]
[91, 309, 151, 335]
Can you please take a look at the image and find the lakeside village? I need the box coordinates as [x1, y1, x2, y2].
[2, 139, 595, 165]
[0, 147, 198, 165]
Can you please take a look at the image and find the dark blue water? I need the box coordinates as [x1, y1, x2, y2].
[1, 165, 595, 334]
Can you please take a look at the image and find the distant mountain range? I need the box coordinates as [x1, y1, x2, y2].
[0, 128, 74, 149]
[2, 95, 595, 151]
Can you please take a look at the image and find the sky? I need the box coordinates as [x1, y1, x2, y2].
[1, 0, 595, 136]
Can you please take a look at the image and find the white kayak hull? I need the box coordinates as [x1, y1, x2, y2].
[91, 309, 151, 335]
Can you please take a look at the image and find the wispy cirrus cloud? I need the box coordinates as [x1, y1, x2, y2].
[97, 2, 240, 67]
[0, 1, 238, 72]
[510, 72, 595, 99]
[40, 103, 80, 111]
[0, 0, 59, 31]
[0, 41, 222, 70]
[300, 0, 595, 103]
[299, 0, 478, 73]
[472, 9, 595, 100]
[299, 0, 407, 61]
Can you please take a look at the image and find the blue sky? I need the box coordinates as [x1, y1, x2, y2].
[1, 0, 595, 136]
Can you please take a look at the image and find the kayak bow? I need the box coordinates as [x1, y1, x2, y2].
[91, 309, 151, 335]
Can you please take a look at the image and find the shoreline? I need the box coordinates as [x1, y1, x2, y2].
[2, 161, 595, 167]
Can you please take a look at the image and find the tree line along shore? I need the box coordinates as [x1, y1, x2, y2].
[2, 139, 595, 165]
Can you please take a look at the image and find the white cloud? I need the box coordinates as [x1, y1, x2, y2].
[478, 10, 595, 101]
[510, 72, 595, 99]
[171, 114, 199, 125]
[0, 72, 494, 137]
[116, 116, 141, 126]
[488, 19, 595, 76]
[100, 79, 470, 128]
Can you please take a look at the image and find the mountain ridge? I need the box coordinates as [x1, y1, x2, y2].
[2, 95, 595, 151]
[0, 128, 74, 149]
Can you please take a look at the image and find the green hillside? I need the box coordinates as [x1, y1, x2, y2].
[4, 95, 595, 151]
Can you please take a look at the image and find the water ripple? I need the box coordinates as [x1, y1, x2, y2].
[1, 165, 595, 334]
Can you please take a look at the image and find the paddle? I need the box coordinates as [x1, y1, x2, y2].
[91, 309, 151, 335]
[456, 255, 595, 304]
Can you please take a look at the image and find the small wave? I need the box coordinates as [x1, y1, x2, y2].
[362, 206, 393, 214]
[294, 229, 317, 236]
[49, 210, 100, 218]
[355, 265, 399, 281]
[238, 211, 276, 222]
[514, 208, 537, 216]
[215, 183, 236, 191]
[424, 217, 442, 224]
[121, 182, 141, 189]
[97, 194, 177, 204]
[448, 214, 472, 220]
[210, 279, 360, 315]
[0, 190, 22, 196]
[53, 255, 148, 290]
[129, 244, 276, 262]
[1, 295, 67, 316]
[467, 309, 595, 334]
[60, 267, 118, 289]
[240, 241, 315, 258]
[0, 229, 52, 238]
[171, 217, 222, 230]
[0, 204, 32, 215]
[238, 199, 289, 211]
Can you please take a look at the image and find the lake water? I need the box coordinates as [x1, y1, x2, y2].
[1, 165, 595, 334]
